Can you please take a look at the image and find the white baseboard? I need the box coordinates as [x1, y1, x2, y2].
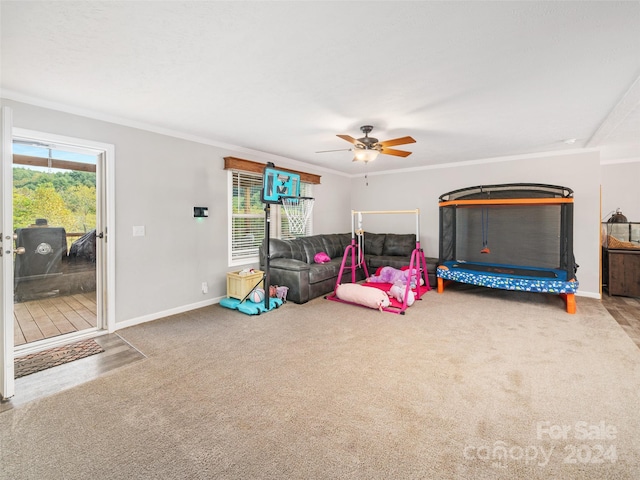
[576, 290, 601, 299]
[115, 296, 224, 331]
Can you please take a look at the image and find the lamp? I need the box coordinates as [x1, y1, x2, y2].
[353, 148, 379, 163]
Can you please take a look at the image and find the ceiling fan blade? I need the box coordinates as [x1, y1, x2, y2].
[337, 134, 365, 146]
[379, 147, 413, 157]
[377, 136, 416, 148]
[315, 148, 351, 153]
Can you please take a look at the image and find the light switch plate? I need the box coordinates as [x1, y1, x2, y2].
[133, 225, 145, 236]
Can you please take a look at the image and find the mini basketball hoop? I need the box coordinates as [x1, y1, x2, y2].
[281, 196, 314, 235]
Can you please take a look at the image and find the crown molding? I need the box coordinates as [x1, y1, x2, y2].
[600, 157, 640, 166]
[353, 148, 600, 178]
[587, 74, 640, 148]
[1, 89, 349, 178]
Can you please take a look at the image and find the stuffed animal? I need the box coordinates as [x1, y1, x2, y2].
[366, 266, 422, 288]
[314, 252, 331, 264]
[335, 283, 390, 312]
[388, 283, 415, 306]
[275, 285, 289, 302]
[269, 285, 289, 302]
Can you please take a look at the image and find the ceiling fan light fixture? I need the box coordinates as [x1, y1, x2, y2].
[353, 148, 379, 163]
[328, 125, 415, 162]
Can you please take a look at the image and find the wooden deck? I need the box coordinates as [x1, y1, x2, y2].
[14, 292, 97, 347]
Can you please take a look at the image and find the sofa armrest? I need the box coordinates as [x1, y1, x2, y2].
[268, 258, 311, 304]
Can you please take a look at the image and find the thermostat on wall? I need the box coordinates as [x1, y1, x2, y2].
[194, 207, 209, 218]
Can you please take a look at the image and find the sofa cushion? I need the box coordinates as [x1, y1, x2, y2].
[268, 238, 293, 260]
[300, 236, 327, 264]
[364, 232, 385, 256]
[367, 255, 413, 271]
[308, 259, 343, 284]
[321, 233, 351, 259]
[382, 233, 415, 256]
[288, 238, 308, 262]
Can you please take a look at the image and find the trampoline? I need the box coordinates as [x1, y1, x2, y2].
[437, 184, 579, 313]
[444, 262, 559, 278]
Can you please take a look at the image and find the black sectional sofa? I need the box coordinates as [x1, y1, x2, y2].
[260, 233, 438, 304]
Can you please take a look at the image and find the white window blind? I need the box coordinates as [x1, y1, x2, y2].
[230, 170, 313, 263]
[231, 171, 264, 262]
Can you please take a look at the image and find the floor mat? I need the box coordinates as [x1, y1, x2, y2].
[14, 339, 104, 379]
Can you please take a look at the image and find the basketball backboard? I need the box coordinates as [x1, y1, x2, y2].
[261, 165, 301, 203]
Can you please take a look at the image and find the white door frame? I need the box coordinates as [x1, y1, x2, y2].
[1, 122, 116, 399]
[1, 107, 14, 399]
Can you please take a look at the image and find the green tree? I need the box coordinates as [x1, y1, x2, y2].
[13, 188, 36, 229]
[63, 185, 96, 232]
[12, 168, 97, 233]
[30, 184, 76, 229]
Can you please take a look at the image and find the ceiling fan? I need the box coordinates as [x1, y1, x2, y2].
[317, 125, 416, 162]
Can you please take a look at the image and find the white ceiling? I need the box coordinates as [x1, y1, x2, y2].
[1, 1, 639, 175]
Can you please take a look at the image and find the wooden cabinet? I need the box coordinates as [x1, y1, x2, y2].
[604, 249, 640, 297]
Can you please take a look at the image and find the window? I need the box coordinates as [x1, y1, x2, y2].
[229, 170, 312, 264]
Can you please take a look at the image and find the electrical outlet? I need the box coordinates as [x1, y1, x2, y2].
[201, 282, 208, 294]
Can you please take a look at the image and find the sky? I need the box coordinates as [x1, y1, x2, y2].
[13, 143, 97, 172]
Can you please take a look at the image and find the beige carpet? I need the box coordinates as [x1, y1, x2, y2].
[1, 284, 639, 479]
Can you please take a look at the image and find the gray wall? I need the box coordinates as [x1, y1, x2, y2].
[351, 151, 602, 296]
[2, 99, 349, 325]
[5, 97, 633, 327]
[601, 161, 640, 222]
